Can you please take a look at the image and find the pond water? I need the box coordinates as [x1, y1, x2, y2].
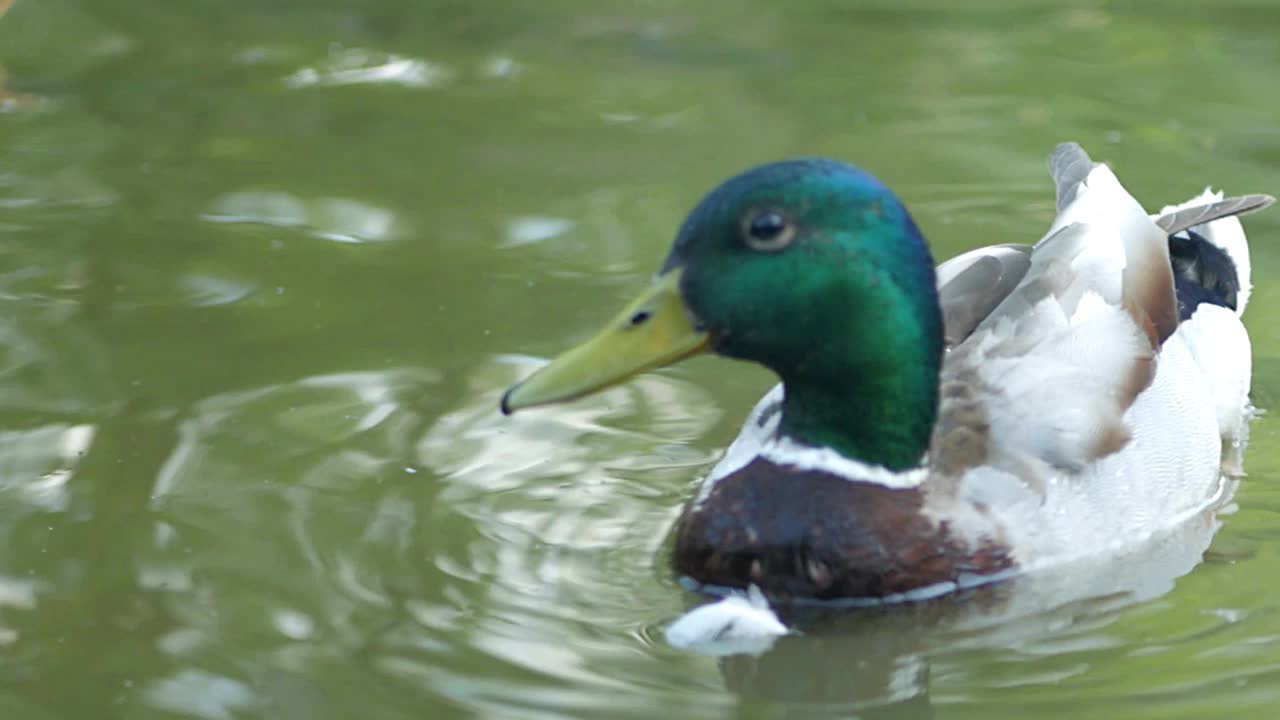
[2, 1, 1280, 718]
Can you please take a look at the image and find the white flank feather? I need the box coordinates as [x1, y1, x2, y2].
[664, 585, 788, 656]
[1176, 304, 1253, 447]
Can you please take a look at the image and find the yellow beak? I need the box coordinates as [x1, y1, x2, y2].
[501, 269, 710, 414]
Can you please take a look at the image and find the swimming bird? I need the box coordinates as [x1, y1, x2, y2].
[501, 143, 1272, 602]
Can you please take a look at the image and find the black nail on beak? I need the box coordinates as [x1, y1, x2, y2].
[499, 386, 518, 415]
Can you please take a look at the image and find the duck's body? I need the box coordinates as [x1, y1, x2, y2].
[679, 308, 1232, 600]
[503, 143, 1272, 602]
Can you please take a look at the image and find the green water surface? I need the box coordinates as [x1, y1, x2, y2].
[2, 2, 1280, 718]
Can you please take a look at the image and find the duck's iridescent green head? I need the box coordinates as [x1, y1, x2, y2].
[503, 159, 943, 470]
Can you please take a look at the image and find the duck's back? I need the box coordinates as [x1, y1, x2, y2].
[928, 144, 1260, 571]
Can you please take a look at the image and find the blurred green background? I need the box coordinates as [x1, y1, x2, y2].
[1, 1, 1280, 718]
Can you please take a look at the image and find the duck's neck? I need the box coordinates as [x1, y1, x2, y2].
[775, 301, 942, 472]
[778, 370, 937, 471]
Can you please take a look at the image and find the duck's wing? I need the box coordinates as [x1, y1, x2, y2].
[936, 244, 1032, 347]
[930, 143, 1231, 482]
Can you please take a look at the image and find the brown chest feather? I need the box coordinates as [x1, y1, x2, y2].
[672, 458, 1013, 600]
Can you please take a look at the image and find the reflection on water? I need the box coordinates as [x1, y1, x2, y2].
[502, 216, 576, 248]
[1, 1, 1280, 718]
[283, 47, 455, 90]
[144, 669, 256, 720]
[203, 191, 399, 244]
[139, 360, 728, 718]
[133, 360, 1218, 718]
[0, 423, 94, 513]
[0, 312, 119, 414]
[718, 508, 1223, 713]
[0, 0, 35, 113]
[142, 369, 444, 719]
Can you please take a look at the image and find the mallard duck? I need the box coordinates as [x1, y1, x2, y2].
[501, 143, 1273, 602]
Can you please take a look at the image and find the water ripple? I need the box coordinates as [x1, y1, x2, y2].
[135, 358, 733, 717]
[283, 47, 454, 89]
[203, 191, 398, 244]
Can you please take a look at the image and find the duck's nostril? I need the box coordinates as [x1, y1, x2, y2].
[628, 310, 651, 327]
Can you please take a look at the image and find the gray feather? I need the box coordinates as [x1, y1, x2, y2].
[936, 244, 1033, 347]
[1049, 142, 1095, 211]
[1155, 194, 1276, 235]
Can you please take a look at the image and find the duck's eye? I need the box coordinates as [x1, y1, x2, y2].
[742, 210, 795, 252]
